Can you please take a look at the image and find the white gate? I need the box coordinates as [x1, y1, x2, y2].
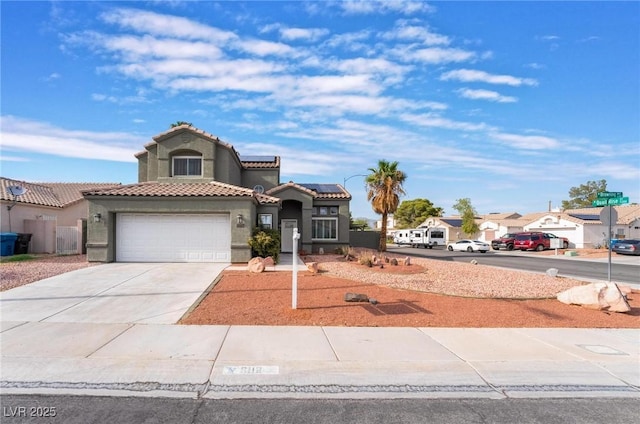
[56, 226, 79, 255]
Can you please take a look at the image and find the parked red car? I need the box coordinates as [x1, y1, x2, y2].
[514, 232, 569, 251]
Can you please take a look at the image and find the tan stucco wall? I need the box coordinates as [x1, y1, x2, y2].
[242, 169, 280, 191]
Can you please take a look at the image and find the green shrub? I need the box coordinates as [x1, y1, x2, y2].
[248, 228, 280, 263]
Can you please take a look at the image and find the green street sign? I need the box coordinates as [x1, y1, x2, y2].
[592, 197, 629, 207]
[597, 191, 623, 199]
[607, 196, 629, 206]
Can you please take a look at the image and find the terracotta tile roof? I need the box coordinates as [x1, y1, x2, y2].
[1, 178, 120, 208]
[266, 182, 352, 200]
[82, 181, 280, 204]
[240, 156, 281, 169]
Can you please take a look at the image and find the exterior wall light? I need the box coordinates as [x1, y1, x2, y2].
[93, 213, 102, 223]
[236, 213, 244, 227]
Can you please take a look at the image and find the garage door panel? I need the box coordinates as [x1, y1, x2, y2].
[116, 214, 230, 263]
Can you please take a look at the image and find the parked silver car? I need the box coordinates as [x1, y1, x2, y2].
[612, 239, 640, 256]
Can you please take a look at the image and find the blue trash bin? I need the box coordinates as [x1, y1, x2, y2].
[1, 233, 18, 256]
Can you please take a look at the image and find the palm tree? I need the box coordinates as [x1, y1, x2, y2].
[365, 160, 407, 252]
[170, 121, 192, 128]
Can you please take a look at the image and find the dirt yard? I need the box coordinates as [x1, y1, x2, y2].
[181, 254, 640, 328]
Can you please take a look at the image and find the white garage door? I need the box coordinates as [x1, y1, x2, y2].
[116, 214, 230, 262]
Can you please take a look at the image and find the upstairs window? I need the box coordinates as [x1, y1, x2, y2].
[172, 156, 202, 177]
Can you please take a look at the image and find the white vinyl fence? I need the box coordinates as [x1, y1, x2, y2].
[56, 226, 79, 255]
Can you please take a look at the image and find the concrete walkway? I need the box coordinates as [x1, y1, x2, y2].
[1, 257, 638, 399]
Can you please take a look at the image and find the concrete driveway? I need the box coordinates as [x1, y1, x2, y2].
[0, 263, 227, 324]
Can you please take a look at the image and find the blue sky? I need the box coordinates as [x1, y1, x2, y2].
[1, 1, 639, 220]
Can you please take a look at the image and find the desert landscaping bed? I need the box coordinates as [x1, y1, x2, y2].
[0, 254, 96, 292]
[181, 254, 639, 328]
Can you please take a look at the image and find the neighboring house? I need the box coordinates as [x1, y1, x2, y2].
[376, 214, 398, 237]
[524, 205, 640, 248]
[419, 216, 467, 243]
[0, 178, 120, 253]
[83, 125, 351, 263]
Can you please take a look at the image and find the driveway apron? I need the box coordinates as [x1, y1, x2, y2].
[0, 263, 227, 324]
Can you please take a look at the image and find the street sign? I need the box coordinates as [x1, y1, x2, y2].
[607, 196, 629, 206]
[592, 199, 609, 207]
[597, 191, 623, 199]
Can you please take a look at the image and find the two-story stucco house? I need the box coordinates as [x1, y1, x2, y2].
[83, 125, 351, 263]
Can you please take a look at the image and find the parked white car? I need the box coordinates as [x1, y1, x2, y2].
[447, 239, 490, 253]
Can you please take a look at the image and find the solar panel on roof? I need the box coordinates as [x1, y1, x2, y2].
[441, 218, 463, 227]
[240, 155, 276, 162]
[568, 214, 600, 221]
[301, 183, 342, 193]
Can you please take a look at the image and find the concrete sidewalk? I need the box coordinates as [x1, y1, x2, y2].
[1, 322, 638, 399]
[1, 256, 638, 400]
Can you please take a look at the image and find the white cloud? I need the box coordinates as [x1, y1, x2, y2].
[400, 113, 491, 132]
[339, 0, 435, 16]
[0, 116, 141, 162]
[457, 88, 517, 103]
[381, 19, 450, 45]
[279, 27, 329, 42]
[100, 8, 237, 43]
[490, 132, 559, 150]
[440, 69, 538, 86]
[404, 47, 476, 64]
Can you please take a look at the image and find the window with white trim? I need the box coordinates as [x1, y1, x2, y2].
[312, 217, 338, 240]
[172, 156, 202, 177]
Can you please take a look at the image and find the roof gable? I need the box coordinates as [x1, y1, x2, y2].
[266, 182, 351, 200]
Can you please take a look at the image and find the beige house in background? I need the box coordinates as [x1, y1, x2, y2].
[0, 178, 120, 253]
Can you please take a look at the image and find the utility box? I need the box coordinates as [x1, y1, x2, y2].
[1, 233, 18, 256]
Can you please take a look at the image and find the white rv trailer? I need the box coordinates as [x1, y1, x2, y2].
[409, 227, 446, 248]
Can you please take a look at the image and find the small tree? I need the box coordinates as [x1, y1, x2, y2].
[395, 198, 444, 229]
[561, 179, 607, 209]
[248, 228, 280, 263]
[452, 198, 479, 237]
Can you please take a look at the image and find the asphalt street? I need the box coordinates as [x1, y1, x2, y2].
[2, 395, 639, 424]
[388, 246, 640, 285]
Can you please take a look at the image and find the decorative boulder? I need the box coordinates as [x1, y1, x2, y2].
[557, 283, 630, 313]
[390, 258, 398, 266]
[344, 293, 369, 302]
[263, 256, 275, 267]
[248, 257, 266, 273]
[306, 262, 319, 274]
[546, 268, 559, 277]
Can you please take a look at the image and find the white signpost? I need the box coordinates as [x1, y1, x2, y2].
[292, 228, 300, 309]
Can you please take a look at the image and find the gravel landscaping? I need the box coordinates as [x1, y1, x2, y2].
[0, 254, 96, 291]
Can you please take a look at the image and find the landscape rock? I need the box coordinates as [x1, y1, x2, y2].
[470, 259, 478, 265]
[263, 256, 275, 267]
[557, 283, 630, 313]
[344, 293, 369, 302]
[306, 262, 319, 273]
[248, 257, 266, 273]
[546, 268, 559, 277]
[390, 258, 398, 266]
[369, 298, 378, 305]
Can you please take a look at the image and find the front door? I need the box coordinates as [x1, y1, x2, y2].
[281, 219, 297, 252]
